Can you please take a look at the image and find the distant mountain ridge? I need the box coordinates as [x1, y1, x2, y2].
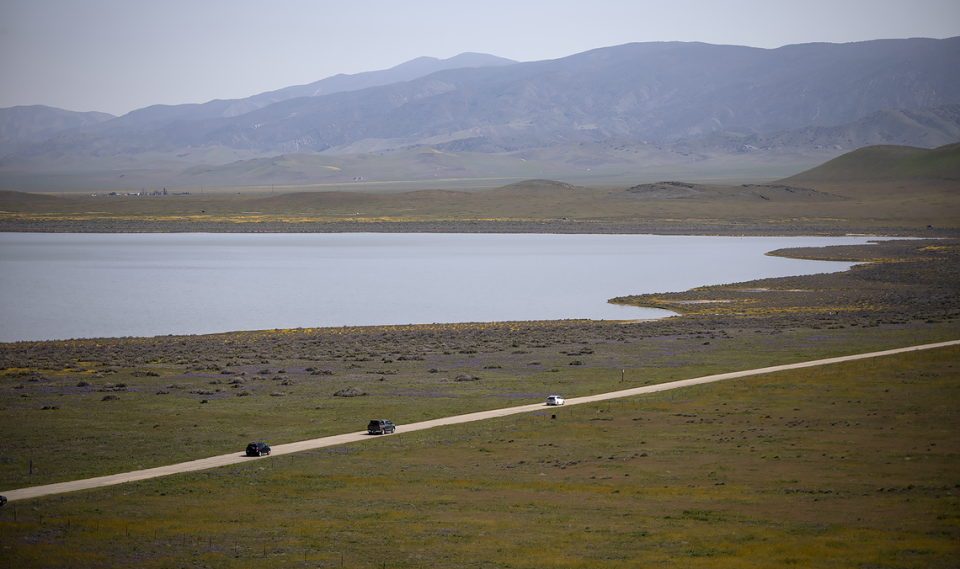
[0, 106, 115, 148]
[4, 37, 957, 161]
[1, 39, 959, 189]
[0, 52, 516, 147]
[671, 106, 960, 154]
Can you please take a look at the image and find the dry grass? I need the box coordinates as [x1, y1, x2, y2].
[2, 175, 958, 232]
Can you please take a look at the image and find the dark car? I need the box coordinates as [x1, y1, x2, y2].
[245, 442, 271, 456]
[367, 419, 396, 435]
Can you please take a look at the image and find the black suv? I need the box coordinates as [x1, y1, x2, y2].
[245, 442, 271, 456]
[367, 419, 396, 435]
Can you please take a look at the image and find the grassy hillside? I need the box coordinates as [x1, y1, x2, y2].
[783, 142, 960, 183]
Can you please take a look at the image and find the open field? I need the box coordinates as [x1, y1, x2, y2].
[0, 336, 957, 567]
[1, 239, 958, 567]
[1, 176, 958, 235]
[0, 139, 848, 193]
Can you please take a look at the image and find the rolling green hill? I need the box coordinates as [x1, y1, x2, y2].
[782, 142, 960, 183]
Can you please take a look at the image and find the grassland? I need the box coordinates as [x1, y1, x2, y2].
[3, 142, 959, 235]
[0, 239, 958, 567]
[1, 176, 958, 236]
[1, 144, 958, 565]
[0, 332, 957, 567]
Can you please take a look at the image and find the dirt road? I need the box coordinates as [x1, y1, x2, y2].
[3, 339, 957, 503]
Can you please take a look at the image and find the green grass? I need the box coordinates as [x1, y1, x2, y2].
[0, 344, 957, 567]
[4, 169, 959, 231]
[1, 234, 958, 567]
[784, 142, 960, 183]
[2, 320, 958, 489]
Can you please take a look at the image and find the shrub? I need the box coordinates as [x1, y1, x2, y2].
[333, 386, 367, 397]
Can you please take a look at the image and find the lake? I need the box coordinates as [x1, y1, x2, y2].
[0, 233, 884, 342]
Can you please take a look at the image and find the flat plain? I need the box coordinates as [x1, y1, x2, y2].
[1, 145, 958, 566]
[1, 235, 958, 567]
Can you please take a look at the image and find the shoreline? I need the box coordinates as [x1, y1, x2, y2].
[1, 217, 956, 237]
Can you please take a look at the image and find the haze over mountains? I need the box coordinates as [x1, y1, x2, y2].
[1, 38, 958, 189]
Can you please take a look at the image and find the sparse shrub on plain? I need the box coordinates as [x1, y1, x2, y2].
[333, 386, 367, 397]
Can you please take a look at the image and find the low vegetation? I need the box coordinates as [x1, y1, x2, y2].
[2, 141, 959, 234]
[0, 239, 958, 567]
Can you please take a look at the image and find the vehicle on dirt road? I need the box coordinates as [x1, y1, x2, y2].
[546, 395, 565, 406]
[367, 419, 396, 434]
[245, 442, 271, 456]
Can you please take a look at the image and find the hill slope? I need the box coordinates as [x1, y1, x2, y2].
[783, 142, 960, 183]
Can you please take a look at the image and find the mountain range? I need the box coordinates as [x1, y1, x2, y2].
[1, 38, 958, 189]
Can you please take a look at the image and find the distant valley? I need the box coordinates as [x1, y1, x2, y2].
[2, 142, 957, 235]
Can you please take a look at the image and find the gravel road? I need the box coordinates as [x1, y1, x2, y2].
[3, 339, 957, 503]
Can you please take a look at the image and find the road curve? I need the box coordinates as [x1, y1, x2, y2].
[3, 339, 957, 503]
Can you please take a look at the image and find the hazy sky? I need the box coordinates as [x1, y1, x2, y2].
[2, 0, 958, 116]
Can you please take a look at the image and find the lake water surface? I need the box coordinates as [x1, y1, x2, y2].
[0, 233, 884, 342]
